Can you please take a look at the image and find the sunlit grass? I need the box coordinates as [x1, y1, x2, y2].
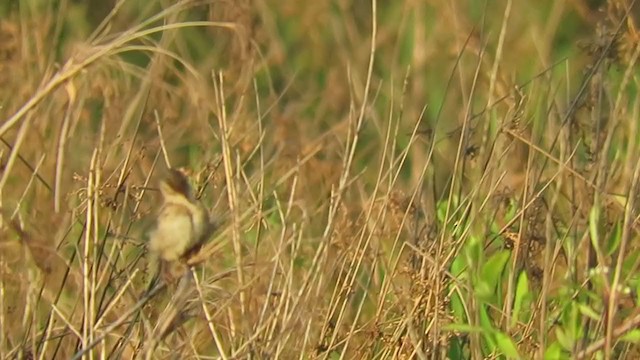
[1, 0, 640, 359]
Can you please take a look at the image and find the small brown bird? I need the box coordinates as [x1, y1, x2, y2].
[149, 169, 211, 262]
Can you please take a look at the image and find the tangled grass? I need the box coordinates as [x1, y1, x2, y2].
[2, 0, 640, 358]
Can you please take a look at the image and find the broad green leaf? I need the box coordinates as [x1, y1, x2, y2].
[449, 289, 466, 322]
[555, 327, 573, 351]
[544, 341, 569, 360]
[447, 336, 465, 360]
[475, 279, 493, 300]
[494, 331, 521, 359]
[478, 250, 511, 301]
[436, 199, 450, 223]
[451, 253, 467, 277]
[623, 250, 640, 277]
[605, 221, 622, 256]
[449, 256, 468, 321]
[620, 329, 640, 343]
[481, 329, 497, 356]
[511, 271, 530, 327]
[577, 303, 600, 321]
[465, 235, 482, 269]
[481, 250, 511, 287]
[479, 305, 497, 344]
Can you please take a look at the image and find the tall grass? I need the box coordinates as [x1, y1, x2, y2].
[1, 0, 640, 359]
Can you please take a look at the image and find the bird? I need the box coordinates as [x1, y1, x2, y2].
[149, 168, 212, 262]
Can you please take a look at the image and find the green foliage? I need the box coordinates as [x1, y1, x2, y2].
[494, 331, 521, 359]
[510, 271, 531, 328]
[4, 0, 640, 358]
[478, 249, 511, 302]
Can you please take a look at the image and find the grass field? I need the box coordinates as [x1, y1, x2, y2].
[2, 0, 640, 358]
